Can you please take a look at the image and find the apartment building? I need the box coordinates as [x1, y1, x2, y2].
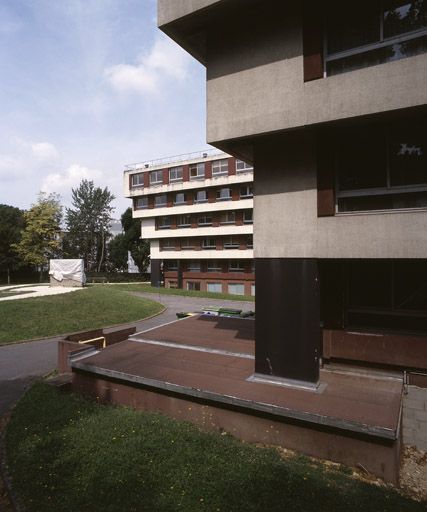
[124, 150, 254, 295]
[158, 0, 427, 450]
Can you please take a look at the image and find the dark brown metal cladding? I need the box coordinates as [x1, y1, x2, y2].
[150, 259, 162, 287]
[255, 258, 321, 383]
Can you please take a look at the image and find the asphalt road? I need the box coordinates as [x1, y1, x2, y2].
[0, 293, 254, 416]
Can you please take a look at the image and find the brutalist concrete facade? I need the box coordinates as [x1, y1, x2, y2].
[158, 0, 427, 450]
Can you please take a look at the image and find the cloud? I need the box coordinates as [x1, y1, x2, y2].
[41, 164, 103, 195]
[31, 142, 59, 162]
[105, 35, 191, 94]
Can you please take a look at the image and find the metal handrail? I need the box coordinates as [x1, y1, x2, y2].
[78, 336, 106, 349]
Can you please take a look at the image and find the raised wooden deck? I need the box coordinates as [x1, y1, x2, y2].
[69, 315, 403, 483]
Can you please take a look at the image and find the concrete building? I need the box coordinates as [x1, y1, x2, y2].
[158, 0, 427, 451]
[124, 150, 254, 295]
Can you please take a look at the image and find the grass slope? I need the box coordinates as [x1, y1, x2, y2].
[0, 285, 163, 344]
[6, 383, 423, 512]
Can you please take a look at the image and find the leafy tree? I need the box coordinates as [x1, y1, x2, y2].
[64, 180, 115, 272]
[121, 207, 150, 272]
[12, 193, 62, 282]
[107, 233, 128, 272]
[0, 204, 26, 284]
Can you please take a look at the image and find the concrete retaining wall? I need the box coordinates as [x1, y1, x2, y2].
[403, 385, 427, 452]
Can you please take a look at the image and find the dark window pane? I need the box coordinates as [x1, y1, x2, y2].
[394, 260, 427, 311]
[327, 35, 427, 75]
[348, 260, 392, 309]
[389, 121, 427, 186]
[338, 191, 427, 211]
[384, 0, 427, 38]
[337, 128, 387, 191]
[326, 0, 380, 54]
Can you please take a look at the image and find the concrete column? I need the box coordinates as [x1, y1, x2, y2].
[255, 258, 321, 385]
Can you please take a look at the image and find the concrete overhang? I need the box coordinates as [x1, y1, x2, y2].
[158, 0, 260, 65]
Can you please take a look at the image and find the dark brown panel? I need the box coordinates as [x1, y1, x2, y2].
[150, 259, 162, 287]
[317, 130, 335, 217]
[303, 0, 324, 82]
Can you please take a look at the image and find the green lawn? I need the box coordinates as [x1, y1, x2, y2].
[136, 283, 255, 302]
[0, 285, 163, 345]
[5, 383, 422, 512]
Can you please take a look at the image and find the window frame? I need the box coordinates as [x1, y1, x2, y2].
[217, 187, 232, 201]
[207, 282, 222, 293]
[131, 173, 144, 187]
[134, 197, 148, 209]
[335, 121, 427, 214]
[324, 1, 427, 76]
[236, 159, 254, 173]
[220, 211, 236, 225]
[157, 216, 171, 229]
[177, 214, 191, 228]
[154, 194, 167, 207]
[243, 210, 253, 223]
[212, 158, 229, 176]
[187, 261, 201, 272]
[169, 166, 183, 182]
[174, 192, 187, 205]
[207, 260, 222, 272]
[150, 170, 164, 185]
[189, 162, 205, 180]
[228, 283, 245, 296]
[229, 260, 245, 272]
[160, 239, 175, 250]
[224, 236, 240, 249]
[198, 214, 213, 226]
[195, 190, 208, 203]
[202, 238, 216, 249]
[240, 185, 253, 199]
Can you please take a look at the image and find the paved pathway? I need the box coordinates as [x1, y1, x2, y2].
[0, 284, 82, 302]
[0, 293, 254, 415]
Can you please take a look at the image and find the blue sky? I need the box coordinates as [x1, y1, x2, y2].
[0, 0, 209, 215]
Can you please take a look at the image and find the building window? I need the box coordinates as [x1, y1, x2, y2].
[335, 118, 427, 213]
[150, 170, 164, 185]
[228, 283, 245, 295]
[243, 210, 253, 223]
[217, 188, 232, 201]
[167, 280, 178, 289]
[131, 173, 144, 187]
[187, 281, 201, 291]
[325, 0, 427, 76]
[169, 166, 183, 182]
[251, 260, 255, 273]
[157, 216, 171, 229]
[236, 159, 253, 173]
[246, 235, 253, 249]
[346, 259, 427, 334]
[212, 158, 229, 176]
[155, 194, 167, 207]
[181, 238, 195, 249]
[224, 237, 240, 249]
[177, 215, 191, 227]
[207, 260, 222, 272]
[195, 190, 208, 203]
[240, 185, 253, 199]
[229, 260, 245, 272]
[251, 283, 255, 296]
[174, 192, 187, 205]
[164, 260, 178, 271]
[190, 162, 205, 180]
[187, 261, 201, 272]
[202, 238, 216, 249]
[134, 197, 148, 209]
[220, 211, 236, 224]
[160, 239, 175, 250]
[207, 282, 222, 293]
[198, 215, 213, 226]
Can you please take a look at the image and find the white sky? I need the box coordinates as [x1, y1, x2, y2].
[0, 0, 210, 216]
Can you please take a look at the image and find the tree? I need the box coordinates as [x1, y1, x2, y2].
[107, 233, 128, 271]
[0, 204, 26, 284]
[64, 180, 115, 272]
[121, 207, 150, 272]
[12, 193, 62, 282]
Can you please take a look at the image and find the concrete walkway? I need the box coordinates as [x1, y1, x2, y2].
[0, 292, 254, 416]
[0, 284, 83, 302]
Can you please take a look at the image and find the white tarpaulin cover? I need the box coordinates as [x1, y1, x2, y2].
[49, 259, 86, 284]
